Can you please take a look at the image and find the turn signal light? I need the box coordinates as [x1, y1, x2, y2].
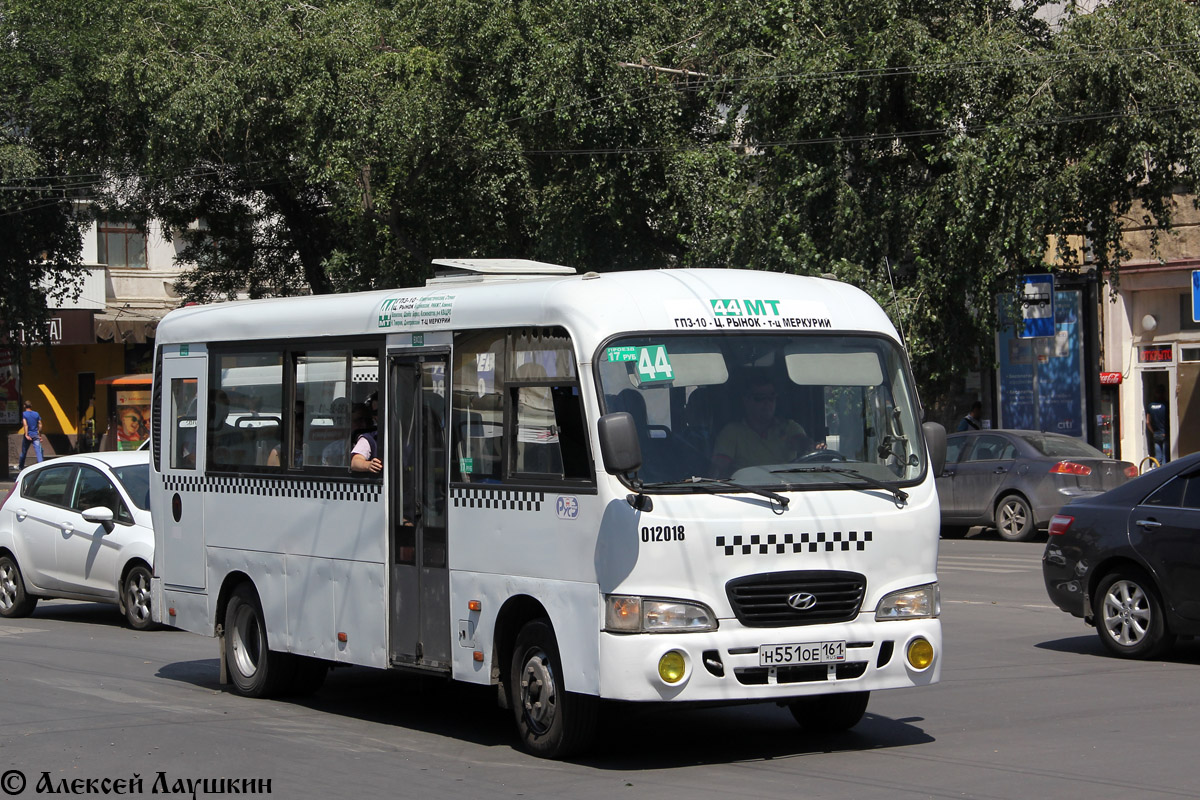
[1050, 461, 1092, 476]
[1048, 514, 1074, 536]
[337, 632, 348, 643]
[468, 600, 481, 612]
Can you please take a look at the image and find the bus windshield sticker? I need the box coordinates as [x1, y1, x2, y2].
[377, 293, 457, 329]
[636, 345, 674, 383]
[665, 298, 833, 330]
[605, 346, 638, 362]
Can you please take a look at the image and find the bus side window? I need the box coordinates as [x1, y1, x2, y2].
[171, 378, 198, 470]
[452, 331, 504, 483]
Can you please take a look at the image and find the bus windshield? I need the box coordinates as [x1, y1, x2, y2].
[597, 334, 925, 490]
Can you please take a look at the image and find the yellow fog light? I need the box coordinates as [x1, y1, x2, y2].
[658, 651, 687, 684]
[907, 637, 934, 670]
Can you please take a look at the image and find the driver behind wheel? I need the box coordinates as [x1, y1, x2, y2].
[710, 375, 822, 478]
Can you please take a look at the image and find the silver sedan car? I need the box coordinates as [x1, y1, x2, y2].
[0, 451, 154, 628]
[937, 430, 1137, 541]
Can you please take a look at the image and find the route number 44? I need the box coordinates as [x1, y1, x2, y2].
[637, 346, 674, 383]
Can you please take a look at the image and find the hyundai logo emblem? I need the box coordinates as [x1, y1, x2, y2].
[787, 592, 818, 611]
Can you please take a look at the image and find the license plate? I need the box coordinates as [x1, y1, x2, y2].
[758, 640, 846, 667]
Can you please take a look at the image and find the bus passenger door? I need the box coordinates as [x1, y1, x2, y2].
[388, 354, 451, 670]
[159, 352, 206, 590]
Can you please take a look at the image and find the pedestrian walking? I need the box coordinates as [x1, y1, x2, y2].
[1145, 386, 1169, 465]
[957, 400, 983, 432]
[18, 400, 44, 469]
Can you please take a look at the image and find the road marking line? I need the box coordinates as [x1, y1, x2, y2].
[0, 626, 47, 636]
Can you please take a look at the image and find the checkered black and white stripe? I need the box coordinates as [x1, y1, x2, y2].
[715, 531, 873, 556]
[451, 487, 544, 512]
[160, 474, 382, 503]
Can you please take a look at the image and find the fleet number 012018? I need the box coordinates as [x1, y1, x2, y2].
[758, 641, 846, 666]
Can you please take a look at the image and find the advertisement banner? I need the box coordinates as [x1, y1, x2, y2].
[115, 388, 151, 450]
[996, 290, 1086, 436]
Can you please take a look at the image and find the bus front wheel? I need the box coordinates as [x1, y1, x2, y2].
[788, 691, 870, 734]
[225, 583, 291, 698]
[508, 619, 597, 758]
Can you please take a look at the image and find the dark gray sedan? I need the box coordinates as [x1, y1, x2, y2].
[1043, 451, 1200, 658]
[937, 430, 1136, 541]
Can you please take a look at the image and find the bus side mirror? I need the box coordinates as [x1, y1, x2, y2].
[923, 421, 947, 476]
[598, 412, 642, 476]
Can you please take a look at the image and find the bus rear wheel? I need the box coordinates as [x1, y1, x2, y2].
[508, 619, 597, 758]
[788, 691, 870, 734]
[225, 583, 291, 698]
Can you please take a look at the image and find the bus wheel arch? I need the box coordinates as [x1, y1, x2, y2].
[492, 595, 550, 707]
[220, 577, 293, 698]
[507, 616, 598, 758]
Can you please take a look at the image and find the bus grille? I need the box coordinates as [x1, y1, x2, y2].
[726, 570, 866, 627]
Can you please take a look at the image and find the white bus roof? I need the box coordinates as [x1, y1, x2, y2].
[154, 268, 902, 357]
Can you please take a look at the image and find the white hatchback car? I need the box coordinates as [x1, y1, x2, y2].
[0, 451, 154, 629]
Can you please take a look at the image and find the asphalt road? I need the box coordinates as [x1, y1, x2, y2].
[2, 534, 1199, 800]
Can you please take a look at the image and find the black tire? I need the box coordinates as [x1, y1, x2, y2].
[788, 691, 870, 734]
[224, 583, 293, 697]
[509, 619, 597, 758]
[122, 564, 154, 631]
[994, 494, 1036, 542]
[940, 525, 969, 539]
[1094, 569, 1175, 660]
[0, 555, 38, 618]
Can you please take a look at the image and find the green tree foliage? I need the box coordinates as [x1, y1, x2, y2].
[3, 0, 1200, 395]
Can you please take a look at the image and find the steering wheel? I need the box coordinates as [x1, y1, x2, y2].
[794, 449, 848, 463]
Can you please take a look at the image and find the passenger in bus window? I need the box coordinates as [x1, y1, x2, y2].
[209, 390, 244, 465]
[320, 397, 359, 467]
[350, 394, 382, 474]
[710, 376, 818, 478]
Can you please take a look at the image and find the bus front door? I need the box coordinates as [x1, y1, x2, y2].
[388, 354, 450, 670]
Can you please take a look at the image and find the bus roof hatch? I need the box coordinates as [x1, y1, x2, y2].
[427, 258, 576, 285]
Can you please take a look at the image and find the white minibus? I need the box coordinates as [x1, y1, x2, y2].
[150, 261, 947, 757]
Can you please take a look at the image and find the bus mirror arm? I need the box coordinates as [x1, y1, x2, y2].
[598, 412, 643, 475]
[923, 421, 947, 476]
[597, 412, 651, 512]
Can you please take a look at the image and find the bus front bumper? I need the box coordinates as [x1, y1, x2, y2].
[595, 616, 941, 703]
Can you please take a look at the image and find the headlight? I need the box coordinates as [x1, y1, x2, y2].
[604, 595, 717, 633]
[875, 583, 940, 620]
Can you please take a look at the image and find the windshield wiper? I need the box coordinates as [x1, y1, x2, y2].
[639, 476, 790, 511]
[771, 465, 909, 504]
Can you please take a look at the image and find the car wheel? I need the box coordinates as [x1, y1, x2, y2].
[0, 555, 38, 618]
[122, 564, 154, 631]
[788, 691, 870, 733]
[225, 583, 293, 697]
[1095, 569, 1175, 659]
[509, 619, 597, 758]
[940, 525, 969, 539]
[994, 495, 1035, 542]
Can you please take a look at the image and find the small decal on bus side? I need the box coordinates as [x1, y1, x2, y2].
[377, 293, 457, 329]
[556, 496, 579, 520]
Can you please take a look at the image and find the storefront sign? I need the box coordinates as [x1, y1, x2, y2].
[1137, 344, 1173, 364]
[1099, 372, 1122, 385]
